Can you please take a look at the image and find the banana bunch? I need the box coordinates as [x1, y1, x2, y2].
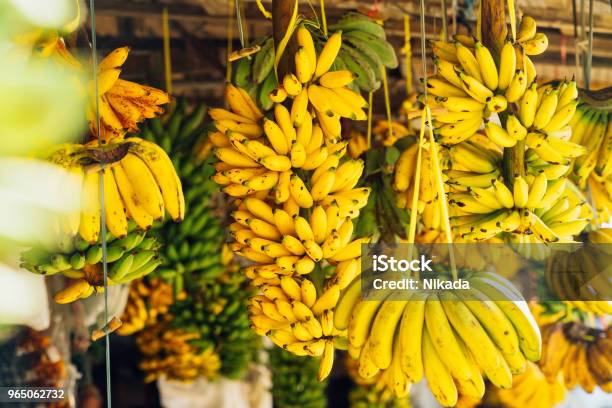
[165, 270, 259, 380]
[336, 271, 542, 407]
[135, 100, 229, 286]
[232, 12, 397, 104]
[543, 227, 612, 315]
[567, 99, 612, 221]
[268, 346, 327, 408]
[137, 318, 222, 383]
[514, 16, 550, 56]
[211, 29, 373, 382]
[20, 223, 162, 303]
[46, 136, 184, 244]
[347, 130, 369, 159]
[372, 120, 414, 147]
[443, 138, 591, 243]
[495, 362, 565, 408]
[87, 47, 169, 140]
[539, 321, 612, 393]
[117, 278, 176, 336]
[346, 352, 412, 408]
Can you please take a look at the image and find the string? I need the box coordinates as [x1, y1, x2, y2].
[162, 7, 172, 95]
[381, 66, 393, 143]
[87, 0, 111, 406]
[403, 14, 412, 96]
[585, 0, 593, 89]
[226, 0, 234, 81]
[366, 91, 373, 149]
[319, 0, 328, 36]
[440, 0, 448, 42]
[234, 0, 245, 48]
[419, 0, 457, 279]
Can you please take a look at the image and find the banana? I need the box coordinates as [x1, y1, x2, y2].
[458, 71, 494, 103]
[533, 89, 559, 130]
[486, 95, 508, 113]
[493, 180, 515, 208]
[54, 278, 92, 304]
[434, 58, 463, 88]
[368, 298, 407, 369]
[334, 277, 361, 330]
[349, 299, 385, 348]
[513, 175, 529, 208]
[225, 83, 262, 121]
[505, 70, 527, 103]
[439, 292, 512, 389]
[517, 16, 537, 43]
[526, 173, 548, 208]
[102, 167, 128, 238]
[398, 292, 427, 382]
[522, 33, 548, 55]
[424, 78, 468, 98]
[422, 327, 458, 407]
[438, 96, 485, 112]
[112, 164, 154, 229]
[519, 83, 538, 128]
[506, 113, 528, 141]
[485, 121, 517, 147]
[470, 277, 541, 361]
[129, 138, 184, 221]
[460, 288, 519, 355]
[315, 31, 343, 78]
[474, 42, 498, 90]
[425, 295, 473, 380]
[542, 100, 578, 133]
[456, 42, 483, 83]
[79, 171, 101, 243]
[120, 153, 164, 220]
[497, 41, 516, 91]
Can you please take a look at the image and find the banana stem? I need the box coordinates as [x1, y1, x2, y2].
[503, 140, 526, 188]
[319, 0, 327, 36]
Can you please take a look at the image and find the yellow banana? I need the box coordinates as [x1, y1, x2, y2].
[315, 31, 342, 78]
[497, 41, 516, 91]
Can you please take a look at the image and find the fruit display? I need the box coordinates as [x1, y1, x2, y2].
[5, 0, 612, 406]
[21, 223, 161, 303]
[211, 25, 374, 381]
[136, 269, 258, 382]
[233, 12, 397, 109]
[268, 346, 328, 408]
[495, 361, 566, 408]
[539, 321, 612, 392]
[135, 100, 228, 287]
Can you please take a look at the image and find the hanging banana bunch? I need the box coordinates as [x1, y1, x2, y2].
[494, 361, 566, 408]
[20, 221, 161, 304]
[210, 25, 375, 381]
[87, 47, 170, 140]
[134, 99, 228, 290]
[232, 12, 397, 110]
[137, 269, 258, 382]
[538, 321, 612, 393]
[117, 278, 176, 336]
[346, 354, 411, 408]
[269, 346, 328, 408]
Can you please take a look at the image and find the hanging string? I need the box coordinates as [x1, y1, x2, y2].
[319, 0, 328, 36]
[403, 14, 412, 96]
[255, 0, 272, 19]
[162, 8, 172, 95]
[366, 91, 373, 149]
[87, 0, 111, 406]
[585, 0, 594, 89]
[226, 0, 234, 81]
[440, 0, 448, 42]
[407, 110, 426, 245]
[381, 66, 393, 144]
[476, 0, 482, 42]
[418, 0, 457, 279]
[234, 0, 246, 48]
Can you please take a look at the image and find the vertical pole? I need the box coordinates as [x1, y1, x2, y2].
[480, 0, 507, 52]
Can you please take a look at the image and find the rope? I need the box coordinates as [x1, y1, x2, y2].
[440, 0, 448, 42]
[87, 0, 111, 406]
[319, 0, 328, 36]
[403, 14, 412, 96]
[162, 7, 172, 95]
[226, 0, 234, 81]
[418, 0, 457, 279]
[381, 66, 393, 143]
[234, 0, 245, 48]
[585, 0, 594, 89]
[366, 91, 373, 149]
